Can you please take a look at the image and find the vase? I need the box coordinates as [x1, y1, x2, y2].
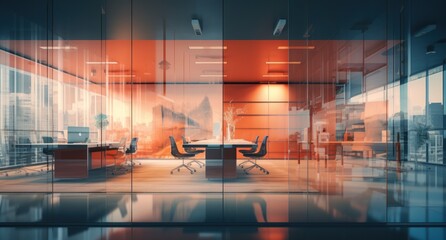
[226, 124, 232, 141]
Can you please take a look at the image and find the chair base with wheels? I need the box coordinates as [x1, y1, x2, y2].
[182, 136, 205, 168]
[112, 137, 138, 175]
[188, 159, 204, 168]
[238, 136, 259, 169]
[238, 159, 255, 168]
[241, 158, 269, 174]
[170, 136, 197, 174]
[241, 136, 269, 175]
[111, 151, 128, 175]
[171, 157, 197, 174]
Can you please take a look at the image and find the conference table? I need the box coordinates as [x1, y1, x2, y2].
[16, 142, 119, 179]
[183, 139, 255, 179]
[307, 141, 389, 165]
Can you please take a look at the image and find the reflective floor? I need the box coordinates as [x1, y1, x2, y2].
[0, 161, 445, 240]
[0, 227, 445, 240]
[0, 189, 445, 224]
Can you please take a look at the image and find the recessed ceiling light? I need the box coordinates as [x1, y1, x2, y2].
[426, 45, 436, 54]
[189, 46, 227, 50]
[86, 61, 118, 65]
[278, 46, 315, 50]
[266, 61, 301, 65]
[195, 61, 227, 64]
[414, 24, 436, 37]
[195, 55, 223, 59]
[40, 46, 77, 50]
[273, 19, 287, 36]
[191, 19, 202, 36]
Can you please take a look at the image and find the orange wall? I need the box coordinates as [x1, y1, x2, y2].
[224, 84, 290, 159]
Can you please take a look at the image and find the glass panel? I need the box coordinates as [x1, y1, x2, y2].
[0, 1, 51, 192]
[427, 67, 443, 164]
[222, 0, 291, 223]
[131, 0, 224, 223]
[50, 1, 107, 193]
[287, 0, 388, 223]
[103, 0, 132, 193]
[407, 74, 426, 163]
[387, 0, 446, 225]
[1, 0, 446, 228]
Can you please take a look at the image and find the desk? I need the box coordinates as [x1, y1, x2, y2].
[183, 139, 255, 179]
[16, 142, 118, 178]
[314, 141, 388, 165]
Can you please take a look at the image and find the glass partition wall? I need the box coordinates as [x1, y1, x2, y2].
[0, 0, 445, 229]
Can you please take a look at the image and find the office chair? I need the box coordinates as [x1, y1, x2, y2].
[112, 138, 141, 175]
[182, 136, 205, 168]
[42, 136, 54, 173]
[4, 137, 43, 176]
[238, 136, 259, 168]
[110, 137, 128, 175]
[241, 136, 269, 174]
[169, 136, 196, 174]
[124, 137, 139, 167]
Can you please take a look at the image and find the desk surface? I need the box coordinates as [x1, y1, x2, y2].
[184, 139, 255, 148]
[16, 142, 119, 148]
[320, 141, 390, 145]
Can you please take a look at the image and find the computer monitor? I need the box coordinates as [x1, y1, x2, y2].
[67, 126, 90, 143]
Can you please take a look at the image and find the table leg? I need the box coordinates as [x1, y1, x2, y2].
[205, 147, 237, 179]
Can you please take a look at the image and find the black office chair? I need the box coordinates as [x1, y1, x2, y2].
[112, 138, 138, 175]
[238, 136, 259, 168]
[124, 137, 139, 166]
[182, 136, 205, 168]
[169, 136, 196, 174]
[17, 137, 33, 165]
[5, 137, 42, 176]
[241, 136, 269, 174]
[42, 136, 54, 173]
[110, 137, 128, 175]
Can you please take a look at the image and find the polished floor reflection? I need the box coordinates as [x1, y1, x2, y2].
[0, 160, 445, 225]
[0, 158, 389, 193]
[0, 227, 445, 240]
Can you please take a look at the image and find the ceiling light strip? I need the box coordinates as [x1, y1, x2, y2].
[266, 61, 301, 65]
[200, 74, 227, 78]
[107, 74, 135, 78]
[86, 61, 118, 65]
[189, 46, 227, 50]
[277, 46, 315, 50]
[40, 46, 78, 50]
[195, 61, 227, 64]
[262, 74, 289, 78]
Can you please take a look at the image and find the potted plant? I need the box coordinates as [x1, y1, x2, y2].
[95, 113, 109, 143]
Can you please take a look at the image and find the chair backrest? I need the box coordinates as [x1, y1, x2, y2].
[182, 136, 197, 152]
[18, 137, 31, 144]
[169, 136, 182, 157]
[18, 137, 32, 151]
[118, 137, 127, 147]
[126, 137, 138, 154]
[250, 136, 259, 151]
[42, 136, 54, 143]
[257, 136, 269, 157]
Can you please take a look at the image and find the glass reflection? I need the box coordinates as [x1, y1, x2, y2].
[0, 0, 445, 229]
